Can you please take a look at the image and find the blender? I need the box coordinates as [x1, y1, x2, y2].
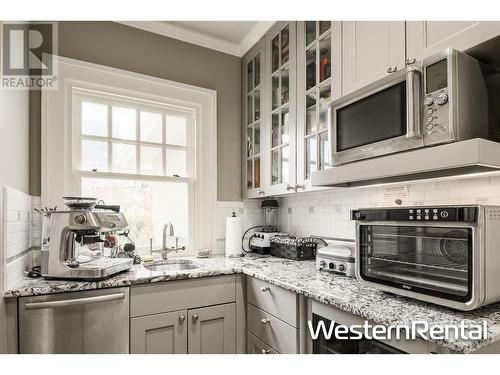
[248, 199, 284, 254]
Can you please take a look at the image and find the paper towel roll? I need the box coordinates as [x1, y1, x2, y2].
[225, 213, 242, 257]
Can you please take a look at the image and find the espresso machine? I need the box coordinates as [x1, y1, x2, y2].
[40, 197, 133, 280]
[249, 199, 284, 253]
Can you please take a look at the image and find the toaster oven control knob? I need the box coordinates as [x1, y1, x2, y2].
[435, 93, 448, 106]
[319, 261, 326, 268]
[338, 264, 346, 272]
[74, 214, 86, 224]
[354, 211, 364, 220]
[329, 263, 335, 270]
[424, 97, 434, 106]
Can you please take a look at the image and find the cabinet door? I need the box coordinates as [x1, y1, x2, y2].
[188, 303, 236, 354]
[342, 21, 405, 95]
[130, 309, 187, 354]
[242, 39, 268, 199]
[265, 21, 297, 196]
[247, 332, 278, 354]
[406, 21, 500, 62]
[296, 21, 341, 192]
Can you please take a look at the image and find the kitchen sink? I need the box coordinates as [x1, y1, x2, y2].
[144, 260, 201, 272]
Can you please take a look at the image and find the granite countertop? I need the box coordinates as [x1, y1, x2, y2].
[5, 254, 500, 353]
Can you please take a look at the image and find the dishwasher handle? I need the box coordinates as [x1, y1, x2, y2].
[24, 292, 125, 310]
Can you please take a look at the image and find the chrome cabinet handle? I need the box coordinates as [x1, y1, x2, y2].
[387, 66, 398, 73]
[260, 286, 270, 292]
[286, 184, 294, 191]
[24, 292, 125, 310]
[178, 314, 185, 323]
[406, 57, 416, 66]
[260, 318, 270, 324]
[295, 184, 305, 191]
[261, 349, 271, 354]
[257, 189, 265, 195]
[192, 314, 199, 321]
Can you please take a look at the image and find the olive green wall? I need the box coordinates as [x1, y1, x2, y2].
[31, 21, 242, 201]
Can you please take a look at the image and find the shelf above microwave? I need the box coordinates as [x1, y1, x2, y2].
[311, 138, 500, 187]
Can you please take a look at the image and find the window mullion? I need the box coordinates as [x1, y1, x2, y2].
[136, 109, 140, 174]
[107, 104, 112, 172]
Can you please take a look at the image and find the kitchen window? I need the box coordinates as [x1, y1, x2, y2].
[42, 56, 217, 253]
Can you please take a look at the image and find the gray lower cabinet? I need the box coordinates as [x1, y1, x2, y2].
[188, 303, 236, 354]
[130, 309, 188, 354]
[247, 332, 278, 354]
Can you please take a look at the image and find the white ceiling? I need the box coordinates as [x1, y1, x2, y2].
[119, 21, 274, 57]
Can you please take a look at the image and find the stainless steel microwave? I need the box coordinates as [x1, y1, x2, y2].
[330, 48, 500, 166]
[351, 205, 500, 311]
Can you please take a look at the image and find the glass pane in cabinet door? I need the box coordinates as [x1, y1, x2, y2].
[254, 89, 260, 121]
[318, 99, 328, 131]
[247, 159, 253, 188]
[306, 21, 316, 46]
[281, 146, 290, 184]
[247, 126, 253, 157]
[247, 94, 253, 124]
[281, 68, 289, 105]
[319, 84, 332, 101]
[272, 113, 280, 147]
[254, 157, 261, 188]
[306, 47, 316, 90]
[272, 35, 280, 72]
[305, 137, 317, 179]
[281, 25, 289, 65]
[272, 75, 279, 110]
[319, 132, 330, 170]
[281, 107, 289, 144]
[254, 123, 260, 155]
[254, 54, 260, 87]
[319, 36, 331, 82]
[247, 60, 253, 92]
[306, 95, 317, 135]
[319, 21, 331, 35]
[271, 149, 280, 185]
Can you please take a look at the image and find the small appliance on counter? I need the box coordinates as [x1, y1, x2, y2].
[225, 212, 242, 257]
[248, 199, 284, 254]
[316, 239, 356, 277]
[39, 197, 133, 280]
[269, 235, 318, 260]
[352, 205, 500, 311]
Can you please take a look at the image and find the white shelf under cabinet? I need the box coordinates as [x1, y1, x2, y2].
[312, 139, 500, 187]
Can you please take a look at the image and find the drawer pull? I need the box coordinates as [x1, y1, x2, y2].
[178, 314, 185, 323]
[261, 349, 271, 354]
[192, 314, 199, 322]
[260, 286, 270, 292]
[260, 318, 270, 325]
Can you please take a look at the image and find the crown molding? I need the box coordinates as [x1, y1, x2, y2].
[118, 21, 274, 57]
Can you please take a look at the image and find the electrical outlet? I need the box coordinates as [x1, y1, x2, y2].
[309, 206, 314, 214]
[288, 207, 292, 214]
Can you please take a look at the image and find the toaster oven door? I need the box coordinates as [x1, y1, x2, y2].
[357, 224, 473, 302]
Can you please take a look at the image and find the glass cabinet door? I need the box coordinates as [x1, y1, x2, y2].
[243, 39, 266, 198]
[266, 22, 296, 195]
[296, 21, 341, 190]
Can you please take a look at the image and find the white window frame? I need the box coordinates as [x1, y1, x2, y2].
[41, 56, 217, 252]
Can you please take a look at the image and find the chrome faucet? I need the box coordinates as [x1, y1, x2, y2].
[151, 221, 185, 260]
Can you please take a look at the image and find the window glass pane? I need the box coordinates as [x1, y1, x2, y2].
[112, 106, 136, 140]
[281, 146, 289, 183]
[319, 36, 332, 82]
[306, 21, 316, 46]
[254, 157, 261, 188]
[306, 96, 317, 135]
[254, 90, 260, 121]
[319, 21, 331, 35]
[281, 68, 289, 105]
[272, 113, 280, 148]
[82, 101, 107, 137]
[306, 137, 317, 179]
[272, 34, 280, 72]
[319, 132, 330, 170]
[165, 149, 187, 177]
[306, 47, 316, 90]
[319, 100, 329, 131]
[140, 146, 163, 175]
[281, 25, 289, 65]
[254, 123, 260, 155]
[254, 54, 261, 87]
[82, 139, 107, 171]
[247, 94, 253, 125]
[272, 75, 279, 110]
[281, 108, 289, 144]
[82, 178, 189, 252]
[247, 126, 253, 157]
[247, 159, 253, 188]
[112, 143, 136, 173]
[165, 115, 187, 146]
[140, 111, 162, 143]
[247, 60, 253, 92]
[271, 149, 280, 185]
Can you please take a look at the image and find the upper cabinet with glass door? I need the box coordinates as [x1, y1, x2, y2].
[266, 22, 297, 196]
[242, 39, 267, 199]
[296, 21, 341, 191]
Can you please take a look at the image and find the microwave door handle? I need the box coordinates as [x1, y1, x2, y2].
[406, 67, 422, 138]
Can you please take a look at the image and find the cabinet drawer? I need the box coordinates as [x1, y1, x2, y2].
[131, 275, 236, 317]
[247, 303, 298, 354]
[247, 332, 278, 354]
[247, 277, 298, 327]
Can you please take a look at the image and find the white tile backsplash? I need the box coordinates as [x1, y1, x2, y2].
[3, 186, 40, 289]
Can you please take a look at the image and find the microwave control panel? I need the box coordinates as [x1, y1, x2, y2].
[423, 58, 450, 138]
[351, 207, 478, 222]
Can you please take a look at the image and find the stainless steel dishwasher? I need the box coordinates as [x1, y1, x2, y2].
[18, 287, 129, 353]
